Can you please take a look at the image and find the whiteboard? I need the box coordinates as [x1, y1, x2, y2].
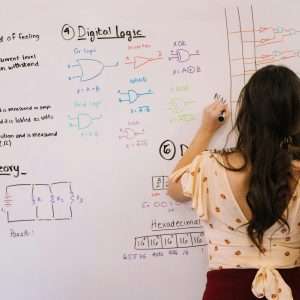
[1, 1, 300, 299]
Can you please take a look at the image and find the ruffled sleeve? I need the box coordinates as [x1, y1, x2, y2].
[169, 153, 209, 221]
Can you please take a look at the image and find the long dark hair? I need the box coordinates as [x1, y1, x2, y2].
[225, 65, 300, 251]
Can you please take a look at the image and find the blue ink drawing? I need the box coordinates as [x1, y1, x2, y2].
[118, 89, 153, 104]
[68, 113, 102, 130]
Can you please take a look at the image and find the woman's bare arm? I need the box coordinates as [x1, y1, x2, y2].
[167, 98, 229, 202]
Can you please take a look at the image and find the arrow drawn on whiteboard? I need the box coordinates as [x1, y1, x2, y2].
[67, 59, 119, 81]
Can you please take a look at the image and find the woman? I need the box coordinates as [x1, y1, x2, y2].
[168, 65, 300, 300]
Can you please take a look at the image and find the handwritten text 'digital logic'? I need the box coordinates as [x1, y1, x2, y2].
[61, 24, 146, 42]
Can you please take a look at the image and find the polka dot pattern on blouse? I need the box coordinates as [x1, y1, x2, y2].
[169, 150, 300, 300]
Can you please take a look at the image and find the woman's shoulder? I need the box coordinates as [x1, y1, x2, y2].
[205, 148, 245, 168]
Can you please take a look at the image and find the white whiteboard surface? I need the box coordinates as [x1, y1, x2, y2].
[1, 1, 300, 299]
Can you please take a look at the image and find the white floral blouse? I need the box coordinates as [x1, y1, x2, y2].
[169, 151, 300, 300]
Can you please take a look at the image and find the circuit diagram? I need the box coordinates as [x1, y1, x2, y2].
[2, 182, 83, 223]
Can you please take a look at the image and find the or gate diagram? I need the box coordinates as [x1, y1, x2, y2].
[68, 58, 119, 81]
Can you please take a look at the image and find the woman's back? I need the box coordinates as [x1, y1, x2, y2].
[223, 151, 300, 222]
[168, 65, 300, 299]
[169, 150, 300, 299]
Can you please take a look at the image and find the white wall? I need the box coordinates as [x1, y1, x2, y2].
[1, 1, 300, 299]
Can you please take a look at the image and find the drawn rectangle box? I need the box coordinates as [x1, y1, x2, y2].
[51, 183, 72, 220]
[135, 236, 149, 250]
[34, 185, 54, 220]
[232, 76, 245, 101]
[228, 35, 244, 61]
[7, 185, 35, 222]
[225, 8, 241, 33]
[163, 177, 168, 190]
[231, 59, 245, 77]
[190, 232, 206, 246]
[236, 5, 255, 36]
[161, 234, 177, 249]
[176, 233, 193, 248]
[244, 62, 256, 73]
[243, 45, 255, 62]
[148, 235, 163, 249]
[241, 31, 255, 44]
[152, 176, 164, 190]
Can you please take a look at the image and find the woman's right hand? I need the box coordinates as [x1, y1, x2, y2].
[200, 96, 229, 134]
